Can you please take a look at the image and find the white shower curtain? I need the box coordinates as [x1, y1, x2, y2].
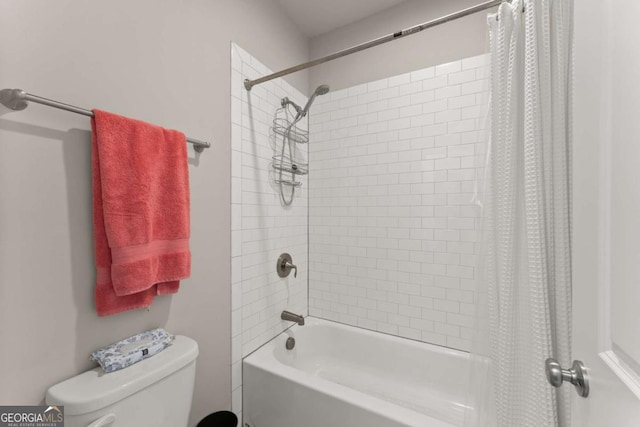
[465, 0, 573, 426]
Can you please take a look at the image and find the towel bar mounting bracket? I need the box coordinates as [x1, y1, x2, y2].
[0, 89, 28, 112]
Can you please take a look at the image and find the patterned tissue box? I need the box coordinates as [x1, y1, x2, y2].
[90, 328, 175, 373]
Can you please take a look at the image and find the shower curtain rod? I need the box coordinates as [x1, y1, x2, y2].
[244, 0, 505, 91]
[0, 88, 211, 152]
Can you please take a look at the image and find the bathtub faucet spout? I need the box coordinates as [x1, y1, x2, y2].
[281, 310, 305, 326]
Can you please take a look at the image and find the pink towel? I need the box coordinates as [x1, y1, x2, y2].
[92, 109, 191, 316]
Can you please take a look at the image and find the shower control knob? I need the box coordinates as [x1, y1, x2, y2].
[545, 358, 589, 397]
[277, 253, 297, 278]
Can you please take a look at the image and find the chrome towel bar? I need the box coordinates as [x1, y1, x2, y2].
[0, 88, 211, 152]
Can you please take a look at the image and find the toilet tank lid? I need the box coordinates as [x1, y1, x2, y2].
[45, 335, 198, 415]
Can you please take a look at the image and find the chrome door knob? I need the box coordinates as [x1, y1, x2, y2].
[545, 358, 589, 397]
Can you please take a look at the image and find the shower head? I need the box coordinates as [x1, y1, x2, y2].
[314, 84, 331, 96]
[297, 84, 330, 119]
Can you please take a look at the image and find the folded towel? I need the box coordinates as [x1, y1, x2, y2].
[92, 110, 191, 316]
[90, 328, 175, 373]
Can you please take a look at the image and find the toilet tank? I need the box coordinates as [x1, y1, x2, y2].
[46, 335, 198, 427]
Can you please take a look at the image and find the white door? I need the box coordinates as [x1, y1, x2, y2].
[572, 0, 640, 425]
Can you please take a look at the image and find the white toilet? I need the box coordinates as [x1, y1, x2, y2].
[46, 335, 199, 427]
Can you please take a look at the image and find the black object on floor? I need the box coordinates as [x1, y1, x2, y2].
[197, 411, 238, 427]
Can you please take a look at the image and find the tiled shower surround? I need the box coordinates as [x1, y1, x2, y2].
[308, 54, 489, 352]
[230, 44, 309, 415]
[231, 48, 489, 416]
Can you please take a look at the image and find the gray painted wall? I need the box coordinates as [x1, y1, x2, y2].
[0, 1, 307, 425]
[309, 0, 493, 91]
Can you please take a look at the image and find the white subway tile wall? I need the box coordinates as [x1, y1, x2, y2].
[230, 44, 309, 417]
[308, 54, 490, 352]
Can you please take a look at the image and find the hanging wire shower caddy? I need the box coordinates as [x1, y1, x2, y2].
[272, 109, 309, 144]
[271, 105, 308, 194]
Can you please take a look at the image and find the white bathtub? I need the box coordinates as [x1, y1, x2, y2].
[243, 317, 470, 427]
